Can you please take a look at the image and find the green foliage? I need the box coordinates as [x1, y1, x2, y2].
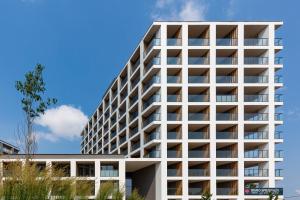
[127, 189, 144, 200]
[268, 191, 279, 200]
[201, 192, 212, 200]
[96, 181, 114, 200]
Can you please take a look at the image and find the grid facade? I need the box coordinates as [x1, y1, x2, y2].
[80, 21, 284, 199]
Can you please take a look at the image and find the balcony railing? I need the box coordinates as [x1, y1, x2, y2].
[143, 76, 160, 93]
[144, 57, 160, 74]
[275, 150, 283, 158]
[275, 57, 283, 65]
[167, 94, 181, 102]
[275, 75, 283, 83]
[188, 57, 209, 65]
[216, 132, 238, 139]
[188, 76, 209, 83]
[188, 38, 209, 46]
[167, 57, 181, 65]
[129, 112, 138, 122]
[244, 57, 268, 65]
[144, 150, 160, 158]
[244, 113, 268, 121]
[216, 95, 237, 102]
[275, 38, 283, 46]
[167, 75, 181, 83]
[217, 169, 237, 176]
[167, 131, 181, 139]
[144, 131, 160, 143]
[100, 170, 119, 177]
[167, 188, 181, 195]
[217, 188, 237, 195]
[244, 38, 268, 46]
[244, 75, 268, 83]
[275, 94, 283, 102]
[275, 131, 283, 139]
[131, 142, 140, 151]
[143, 113, 161, 127]
[216, 38, 238, 46]
[143, 94, 160, 110]
[167, 38, 182, 46]
[216, 113, 238, 121]
[275, 113, 283, 121]
[244, 150, 268, 158]
[167, 113, 182, 121]
[216, 76, 237, 83]
[131, 58, 140, 74]
[188, 113, 209, 121]
[188, 150, 208, 158]
[119, 136, 126, 145]
[167, 150, 182, 158]
[144, 38, 160, 56]
[188, 94, 209, 102]
[189, 188, 204, 195]
[188, 168, 209, 176]
[244, 94, 268, 102]
[275, 169, 283, 177]
[167, 168, 181, 176]
[216, 57, 238, 65]
[216, 150, 237, 158]
[188, 131, 209, 139]
[244, 131, 268, 139]
[244, 188, 283, 195]
[129, 126, 138, 137]
[244, 169, 268, 177]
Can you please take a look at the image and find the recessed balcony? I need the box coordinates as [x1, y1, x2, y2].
[143, 112, 161, 127]
[143, 75, 160, 93]
[100, 164, 119, 177]
[216, 75, 237, 83]
[244, 75, 268, 83]
[144, 57, 160, 74]
[216, 94, 237, 102]
[188, 38, 209, 46]
[144, 149, 160, 158]
[167, 57, 181, 65]
[216, 113, 238, 121]
[188, 131, 209, 140]
[216, 38, 238, 46]
[167, 75, 181, 84]
[244, 38, 269, 46]
[275, 38, 283, 46]
[144, 131, 160, 143]
[216, 168, 237, 176]
[244, 131, 268, 139]
[167, 94, 181, 102]
[244, 169, 268, 177]
[275, 150, 284, 158]
[244, 149, 268, 158]
[143, 94, 160, 110]
[167, 149, 182, 158]
[216, 150, 237, 158]
[216, 131, 238, 139]
[244, 57, 268, 65]
[167, 38, 182, 46]
[188, 57, 209, 65]
[188, 94, 209, 102]
[188, 168, 209, 177]
[189, 113, 209, 121]
[244, 94, 268, 102]
[188, 75, 209, 84]
[244, 113, 268, 121]
[216, 57, 238, 65]
[188, 149, 209, 158]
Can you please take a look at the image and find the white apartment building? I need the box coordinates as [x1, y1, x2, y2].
[78, 21, 284, 200]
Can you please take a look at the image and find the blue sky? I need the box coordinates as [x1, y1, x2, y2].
[0, 0, 299, 196]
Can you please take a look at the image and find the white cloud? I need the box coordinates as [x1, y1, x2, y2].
[35, 105, 88, 142]
[151, 0, 208, 21]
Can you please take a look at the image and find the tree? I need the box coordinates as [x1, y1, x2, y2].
[201, 192, 212, 200]
[15, 64, 57, 155]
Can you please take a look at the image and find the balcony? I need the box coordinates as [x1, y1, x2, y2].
[131, 142, 140, 151]
[216, 76, 236, 83]
[188, 38, 209, 46]
[216, 38, 238, 46]
[143, 95, 160, 110]
[144, 57, 160, 74]
[217, 169, 237, 176]
[167, 94, 181, 102]
[275, 57, 283, 65]
[144, 38, 160, 56]
[217, 188, 237, 195]
[188, 94, 209, 102]
[244, 38, 268, 46]
[188, 150, 208, 158]
[188, 57, 209, 65]
[167, 75, 181, 84]
[188, 113, 208, 121]
[188, 169, 209, 176]
[275, 131, 283, 139]
[131, 58, 140, 74]
[244, 113, 268, 121]
[129, 112, 138, 122]
[216, 95, 237, 102]
[167, 187, 181, 196]
[120, 78, 128, 89]
[275, 113, 283, 121]
[167, 113, 182, 121]
[143, 76, 160, 93]
[167, 38, 182, 46]
[244, 150, 268, 158]
[275, 150, 283, 158]
[275, 38, 283, 46]
[244, 75, 268, 83]
[167, 150, 182, 158]
[119, 136, 126, 145]
[216, 150, 236, 158]
[167, 168, 181, 176]
[216, 57, 237, 65]
[244, 131, 268, 139]
[275, 94, 283, 102]
[188, 131, 209, 139]
[189, 187, 204, 195]
[167, 57, 181, 65]
[188, 76, 209, 83]
[216, 132, 237, 139]
[167, 131, 181, 139]
[129, 126, 138, 138]
[244, 94, 268, 102]
[216, 113, 238, 121]
[244, 169, 268, 177]
[275, 169, 283, 177]
[275, 75, 283, 83]
[143, 113, 161, 127]
[144, 131, 160, 143]
[144, 150, 160, 158]
[100, 169, 119, 177]
[244, 57, 268, 65]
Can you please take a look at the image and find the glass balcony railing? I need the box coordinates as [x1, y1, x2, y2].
[144, 38, 161, 56]
[100, 170, 119, 177]
[244, 188, 283, 196]
[188, 131, 209, 139]
[119, 136, 126, 145]
[144, 57, 161, 74]
[244, 131, 268, 139]
[216, 95, 237, 102]
[216, 38, 238, 46]
[167, 38, 182, 46]
[216, 113, 238, 121]
[217, 169, 237, 176]
[188, 150, 208, 158]
[216, 76, 237, 83]
[216, 132, 238, 139]
[244, 169, 268, 177]
[189, 188, 203, 195]
[131, 58, 140, 74]
[216, 57, 238, 65]
[120, 78, 128, 89]
[244, 94, 268, 102]
[275, 113, 283, 121]
[216, 150, 236, 158]
[167, 188, 180, 195]
[244, 150, 268, 158]
[144, 132, 160, 143]
[217, 188, 236, 195]
[245, 113, 268, 121]
[188, 94, 209, 102]
[244, 38, 268, 46]
[167, 75, 181, 83]
[143, 94, 160, 110]
[188, 113, 208, 121]
[275, 57, 283, 65]
[275, 131, 283, 139]
[275, 75, 283, 83]
[167, 57, 182, 65]
[188, 76, 209, 83]
[244, 57, 268, 65]
[131, 142, 140, 151]
[188, 38, 209, 46]
[143, 113, 161, 127]
[143, 76, 160, 93]
[167, 131, 180, 139]
[129, 112, 138, 122]
[167, 113, 182, 121]
[167, 168, 181, 176]
[244, 75, 268, 83]
[275, 38, 283, 46]
[167, 150, 182, 158]
[275, 169, 283, 177]
[275, 150, 284, 158]
[275, 94, 283, 102]
[188, 168, 209, 176]
[144, 150, 160, 158]
[188, 57, 209, 65]
[167, 94, 181, 102]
